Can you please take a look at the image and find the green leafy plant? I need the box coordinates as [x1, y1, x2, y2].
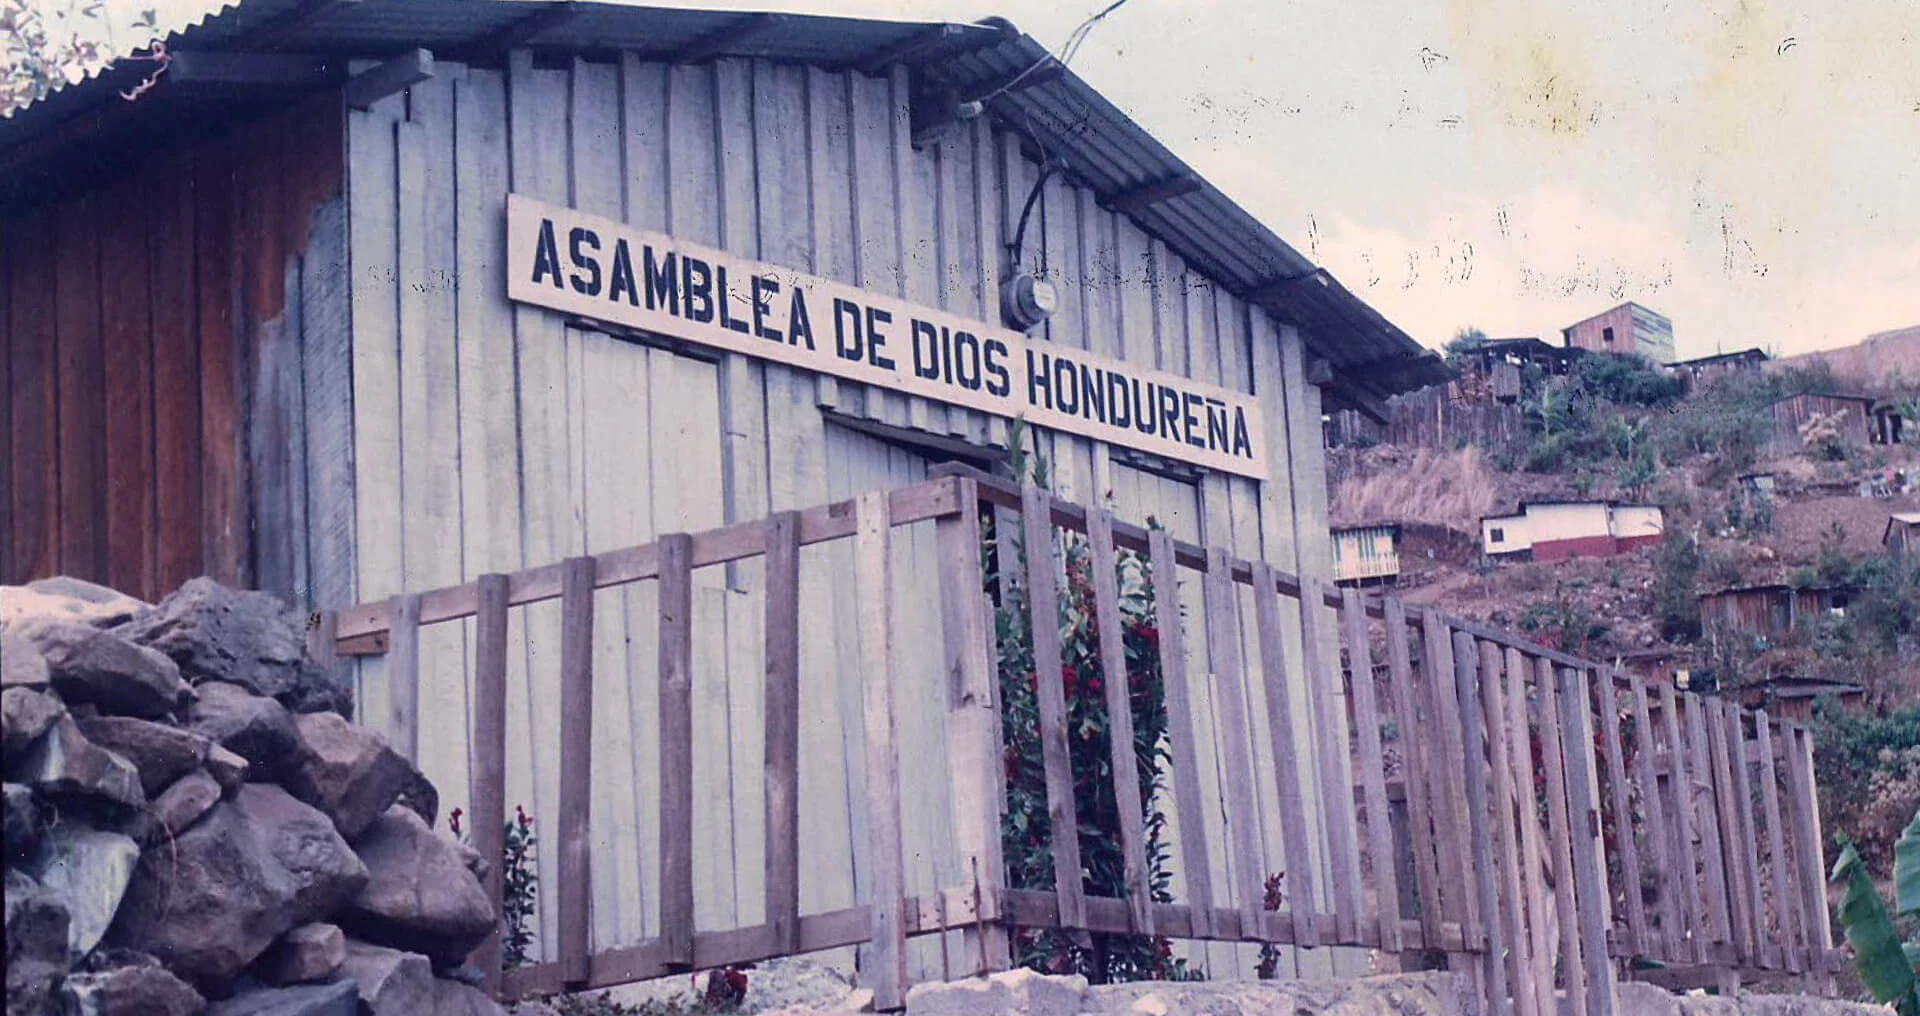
[502, 805, 539, 968]
[989, 422, 1201, 984]
[1830, 811, 1920, 1015]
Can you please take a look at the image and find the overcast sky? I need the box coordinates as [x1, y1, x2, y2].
[79, 0, 1920, 357]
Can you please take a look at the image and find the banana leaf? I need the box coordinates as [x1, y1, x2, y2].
[1897, 810, 1920, 916]
[1832, 841, 1920, 1016]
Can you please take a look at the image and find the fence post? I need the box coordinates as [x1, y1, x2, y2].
[469, 575, 510, 996]
[1556, 666, 1616, 1016]
[387, 593, 421, 761]
[763, 512, 803, 958]
[1786, 724, 1834, 992]
[557, 556, 596, 988]
[658, 535, 696, 971]
[855, 491, 908, 1011]
[935, 479, 1011, 973]
[1450, 630, 1510, 1014]
[1020, 482, 1087, 931]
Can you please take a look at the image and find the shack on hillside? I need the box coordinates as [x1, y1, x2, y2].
[1767, 392, 1874, 450]
[1886, 512, 1920, 555]
[1330, 523, 1399, 586]
[1669, 348, 1767, 390]
[1560, 301, 1676, 364]
[1699, 584, 1855, 640]
[1480, 501, 1664, 562]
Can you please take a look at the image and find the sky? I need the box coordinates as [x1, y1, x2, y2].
[55, 0, 1920, 358]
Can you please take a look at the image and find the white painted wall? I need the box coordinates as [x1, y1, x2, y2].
[342, 52, 1345, 981]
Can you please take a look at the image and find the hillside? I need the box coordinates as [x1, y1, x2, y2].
[1330, 344, 1920, 711]
[1766, 325, 1920, 388]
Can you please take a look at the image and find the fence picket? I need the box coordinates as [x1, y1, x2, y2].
[1785, 725, 1834, 980]
[1302, 581, 1364, 941]
[1480, 640, 1535, 1016]
[854, 491, 908, 1011]
[658, 534, 696, 970]
[1451, 631, 1511, 1012]
[1593, 673, 1644, 956]
[1251, 561, 1318, 948]
[558, 556, 596, 986]
[1684, 693, 1734, 952]
[762, 512, 802, 956]
[1502, 649, 1552, 1016]
[1425, 613, 1482, 956]
[1149, 527, 1214, 939]
[1342, 589, 1401, 952]
[1533, 658, 1586, 1016]
[387, 593, 421, 760]
[1382, 597, 1443, 952]
[1557, 667, 1615, 1016]
[1022, 483, 1087, 930]
[1658, 683, 1708, 964]
[1723, 703, 1767, 967]
[469, 575, 510, 994]
[1090, 509, 1155, 935]
[1628, 677, 1680, 961]
[1753, 714, 1801, 974]
[1205, 546, 1267, 941]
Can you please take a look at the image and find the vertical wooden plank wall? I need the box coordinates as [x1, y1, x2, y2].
[2, 96, 347, 601]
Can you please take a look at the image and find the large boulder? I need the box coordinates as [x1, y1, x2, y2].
[115, 578, 345, 713]
[4, 781, 45, 859]
[343, 805, 495, 966]
[433, 978, 509, 1016]
[282, 710, 414, 839]
[148, 767, 223, 843]
[11, 619, 189, 719]
[25, 824, 140, 963]
[5, 869, 70, 1016]
[255, 922, 347, 986]
[61, 951, 206, 1016]
[0, 578, 148, 631]
[106, 783, 368, 988]
[15, 715, 145, 813]
[2, 686, 65, 765]
[338, 940, 435, 1016]
[74, 715, 211, 796]
[1, 629, 51, 689]
[187, 682, 306, 780]
[206, 981, 360, 1016]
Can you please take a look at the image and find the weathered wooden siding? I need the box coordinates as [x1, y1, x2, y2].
[344, 53, 1344, 978]
[2, 96, 349, 606]
[1769, 394, 1872, 450]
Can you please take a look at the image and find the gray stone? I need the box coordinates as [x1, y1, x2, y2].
[906, 967, 1088, 1016]
[255, 922, 346, 986]
[73, 715, 211, 795]
[1, 629, 51, 689]
[148, 767, 222, 842]
[5, 781, 44, 860]
[187, 682, 306, 779]
[4, 869, 69, 1016]
[0, 579, 148, 631]
[433, 978, 508, 1016]
[1076, 972, 1474, 1016]
[205, 743, 250, 792]
[16, 715, 144, 812]
[25, 824, 140, 963]
[206, 981, 360, 1016]
[12, 619, 189, 719]
[115, 578, 345, 712]
[338, 940, 435, 1016]
[61, 956, 206, 1016]
[397, 765, 439, 827]
[282, 710, 413, 839]
[106, 783, 367, 989]
[2, 685, 65, 764]
[344, 805, 495, 966]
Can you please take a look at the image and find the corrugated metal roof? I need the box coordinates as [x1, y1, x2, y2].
[1, 0, 1448, 406]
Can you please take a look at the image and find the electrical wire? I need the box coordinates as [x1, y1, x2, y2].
[972, 0, 1137, 105]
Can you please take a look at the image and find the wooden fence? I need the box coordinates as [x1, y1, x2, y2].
[319, 466, 1838, 1013]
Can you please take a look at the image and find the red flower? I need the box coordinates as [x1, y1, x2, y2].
[448, 807, 464, 837]
[516, 805, 533, 829]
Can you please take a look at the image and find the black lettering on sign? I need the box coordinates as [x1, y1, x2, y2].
[715, 266, 751, 335]
[1205, 397, 1228, 451]
[788, 288, 815, 349]
[1107, 372, 1132, 429]
[1159, 386, 1180, 440]
[1182, 392, 1205, 449]
[568, 228, 601, 296]
[954, 330, 982, 390]
[911, 320, 941, 381]
[1232, 407, 1253, 458]
[608, 239, 639, 306]
[751, 275, 782, 342]
[1080, 362, 1105, 425]
[532, 218, 564, 288]
[865, 307, 894, 369]
[984, 339, 1012, 397]
[644, 246, 678, 314]
[1134, 379, 1156, 436]
[1027, 349, 1052, 408]
[834, 298, 864, 361]
[1054, 356, 1079, 415]
[682, 257, 715, 323]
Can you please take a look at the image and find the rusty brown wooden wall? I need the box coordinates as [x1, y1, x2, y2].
[1, 93, 347, 605]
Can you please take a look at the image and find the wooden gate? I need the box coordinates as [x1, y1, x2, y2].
[319, 466, 1838, 1012]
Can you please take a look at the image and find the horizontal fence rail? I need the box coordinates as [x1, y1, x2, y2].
[325, 466, 1839, 1013]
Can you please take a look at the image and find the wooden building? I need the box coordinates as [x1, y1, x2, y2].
[1480, 501, 1664, 562]
[1871, 402, 1907, 445]
[1765, 392, 1873, 451]
[1699, 584, 1854, 641]
[1886, 512, 1920, 555]
[1, 0, 1445, 984]
[1329, 524, 1399, 586]
[1560, 301, 1675, 364]
[1669, 348, 1767, 390]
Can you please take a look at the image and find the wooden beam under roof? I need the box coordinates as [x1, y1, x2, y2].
[1102, 173, 1202, 214]
[857, 23, 967, 74]
[167, 50, 335, 88]
[344, 48, 434, 110]
[245, 0, 362, 50]
[467, 1, 580, 55]
[670, 12, 791, 64]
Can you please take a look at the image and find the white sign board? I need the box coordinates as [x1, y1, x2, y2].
[505, 194, 1269, 480]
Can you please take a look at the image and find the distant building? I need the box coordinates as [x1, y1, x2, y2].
[1332, 524, 1401, 586]
[1460, 337, 1583, 378]
[1561, 302, 1676, 364]
[1871, 403, 1907, 445]
[1727, 677, 1865, 723]
[1738, 472, 1777, 499]
[1699, 584, 1855, 640]
[1480, 501, 1665, 561]
[1669, 348, 1768, 389]
[1766, 392, 1874, 451]
[1886, 512, 1920, 555]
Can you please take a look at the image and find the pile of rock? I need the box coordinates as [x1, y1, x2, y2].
[4, 577, 503, 1016]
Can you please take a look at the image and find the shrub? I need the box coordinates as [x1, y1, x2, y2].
[1651, 535, 1703, 641]
[1572, 352, 1685, 407]
[1816, 705, 1920, 873]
